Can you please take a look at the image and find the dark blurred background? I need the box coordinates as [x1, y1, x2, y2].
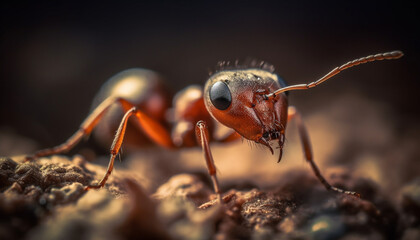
[0, 1, 418, 150]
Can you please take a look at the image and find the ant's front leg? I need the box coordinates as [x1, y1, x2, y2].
[195, 120, 223, 203]
[288, 106, 360, 197]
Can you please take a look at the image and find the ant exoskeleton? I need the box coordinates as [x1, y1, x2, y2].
[26, 51, 403, 202]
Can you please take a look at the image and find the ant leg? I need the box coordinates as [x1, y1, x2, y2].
[195, 120, 223, 203]
[28, 96, 174, 189]
[85, 107, 136, 190]
[85, 104, 175, 190]
[27, 97, 123, 159]
[128, 104, 174, 148]
[27, 96, 174, 160]
[288, 106, 360, 197]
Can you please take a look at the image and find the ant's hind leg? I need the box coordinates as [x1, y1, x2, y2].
[27, 94, 174, 189]
[288, 106, 360, 197]
[27, 96, 174, 160]
[27, 97, 125, 160]
[195, 120, 223, 203]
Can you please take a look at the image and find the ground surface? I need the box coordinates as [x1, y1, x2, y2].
[1, 95, 419, 240]
[0, 154, 419, 240]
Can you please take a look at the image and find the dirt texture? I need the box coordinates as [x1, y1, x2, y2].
[1, 94, 419, 240]
[1, 154, 419, 240]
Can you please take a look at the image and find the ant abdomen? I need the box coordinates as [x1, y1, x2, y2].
[91, 68, 171, 149]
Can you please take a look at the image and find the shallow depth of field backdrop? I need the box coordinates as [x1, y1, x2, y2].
[0, 2, 419, 195]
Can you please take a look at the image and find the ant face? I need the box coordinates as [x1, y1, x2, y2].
[204, 69, 288, 158]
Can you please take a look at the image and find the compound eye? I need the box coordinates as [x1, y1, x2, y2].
[209, 81, 232, 110]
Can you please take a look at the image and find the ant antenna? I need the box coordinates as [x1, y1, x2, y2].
[264, 50, 404, 99]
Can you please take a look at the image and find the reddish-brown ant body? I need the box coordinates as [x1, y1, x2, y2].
[27, 51, 403, 202]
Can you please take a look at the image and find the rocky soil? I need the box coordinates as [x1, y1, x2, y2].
[1, 154, 419, 240]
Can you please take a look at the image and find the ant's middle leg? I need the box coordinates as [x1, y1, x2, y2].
[28, 95, 175, 189]
[288, 106, 360, 197]
[86, 104, 176, 190]
[85, 106, 135, 190]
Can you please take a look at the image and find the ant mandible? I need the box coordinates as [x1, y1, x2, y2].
[26, 50, 403, 202]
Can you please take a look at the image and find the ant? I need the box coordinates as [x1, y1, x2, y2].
[26, 50, 403, 202]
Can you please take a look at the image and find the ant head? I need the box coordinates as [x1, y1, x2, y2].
[204, 69, 288, 160]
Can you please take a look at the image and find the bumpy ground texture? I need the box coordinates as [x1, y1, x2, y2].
[0, 154, 419, 240]
[1, 95, 419, 240]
